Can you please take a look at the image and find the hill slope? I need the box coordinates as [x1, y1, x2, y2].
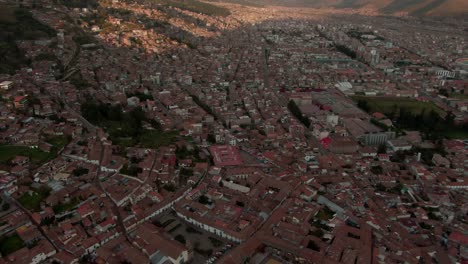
[223, 0, 468, 16]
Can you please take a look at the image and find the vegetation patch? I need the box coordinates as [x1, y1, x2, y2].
[81, 101, 177, 148]
[208, 236, 222, 247]
[120, 163, 142, 177]
[158, 0, 231, 17]
[34, 52, 58, 62]
[0, 233, 24, 256]
[0, 5, 55, 74]
[175, 234, 186, 244]
[353, 96, 444, 116]
[18, 186, 51, 212]
[53, 197, 80, 214]
[0, 145, 51, 166]
[354, 96, 467, 139]
[72, 167, 89, 177]
[315, 206, 335, 221]
[205, 0, 264, 7]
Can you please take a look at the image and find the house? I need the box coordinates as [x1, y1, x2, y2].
[387, 139, 412, 152]
[131, 223, 190, 264]
[0, 81, 13, 90]
[10, 165, 28, 176]
[5, 240, 56, 264]
[13, 96, 28, 110]
[96, 218, 116, 233]
[17, 226, 42, 246]
[147, 191, 164, 203]
[432, 154, 450, 168]
[11, 156, 29, 166]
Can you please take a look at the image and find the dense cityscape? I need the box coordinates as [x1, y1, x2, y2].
[0, 0, 467, 263]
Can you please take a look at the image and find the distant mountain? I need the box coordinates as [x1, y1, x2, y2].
[223, 0, 468, 16]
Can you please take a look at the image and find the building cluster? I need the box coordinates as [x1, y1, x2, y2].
[0, 0, 466, 263]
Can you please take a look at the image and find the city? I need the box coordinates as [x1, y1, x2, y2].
[0, 0, 467, 263]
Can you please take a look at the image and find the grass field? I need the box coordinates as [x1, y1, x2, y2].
[0, 234, 24, 256]
[139, 130, 178, 149]
[45, 135, 70, 150]
[0, 145, 51, 165]
[445, 128, 468, 139]
[18, 192, 43, 211]
[103, 120, 178, 148]
[0, 136, 69, 165]
[352, 96, 444, 116]
[18, 187, 51, 212]
[451, 93, 468, 100]
[353, 96, 468, 139]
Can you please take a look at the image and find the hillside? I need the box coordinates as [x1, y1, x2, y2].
[0, 4, 56, 74]
[219, 0, 468, 16]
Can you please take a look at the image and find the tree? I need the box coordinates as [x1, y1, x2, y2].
[438, 88, 449, 97]
[307, 240, 320, 251]
[198, 195, 211, 205]
[357, 100, 370, 112]
[371, 165, 383, 175]
[163, 184, 176, 192]
[207, 133, 216, 144]
[79, 254, 94, 264]
[2, 203, 10, 211]
[175, 234, 186, 244]
[445, 111, 455, 127]
[72, 167, 89, 177]
[377, 144, 387, 154]
[180, 168, 193, 177]
[388, 104, 398, 120]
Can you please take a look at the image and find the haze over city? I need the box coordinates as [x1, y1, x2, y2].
[0, 0, 467, 263]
